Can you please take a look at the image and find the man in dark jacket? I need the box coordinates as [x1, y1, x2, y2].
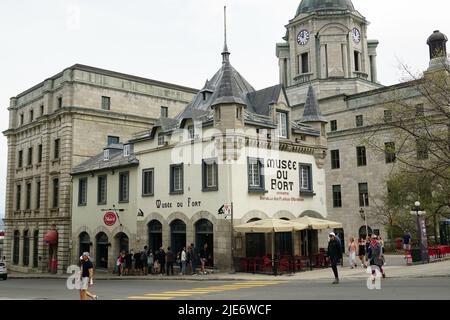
[327, 232, 342, 284]
[166, 247, 175, 276]
[158, 247, 166, 275]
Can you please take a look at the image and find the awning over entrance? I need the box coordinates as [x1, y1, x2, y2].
[293, 217, 343, 230]
[43, 230, 58, 245]
[234, 218, 308, 233]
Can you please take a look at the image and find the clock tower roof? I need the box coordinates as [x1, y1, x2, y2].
[296, 0, 355, 15]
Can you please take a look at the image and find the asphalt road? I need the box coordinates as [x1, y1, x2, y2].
[0, 277, 449, 300]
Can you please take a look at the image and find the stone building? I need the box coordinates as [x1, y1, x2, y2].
[70, 40, 329, 271]
[3, 64, 196, 273]
[277, 0, 449, 247]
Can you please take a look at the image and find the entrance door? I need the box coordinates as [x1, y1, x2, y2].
[96, 232, 108, 269]
[170, 220, 186, 255]
[79, 232, 90, 258]
[195, 219, 214, 267]
[275, 232, 293, 256]
[358, 226, 373, 240]
[116, 233, 129, 257]
[246, 234, 266, 258]
[148, 220, 163, 253]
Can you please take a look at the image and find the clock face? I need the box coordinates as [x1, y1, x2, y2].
[297, 30, 310, 45]
[352, 28, 361, 43]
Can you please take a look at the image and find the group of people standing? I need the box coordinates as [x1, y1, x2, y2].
[115, 243, 211, 276]
[327, 233, 386, 284]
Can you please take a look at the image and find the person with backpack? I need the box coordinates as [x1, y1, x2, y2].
[368, 234, 386, 281]
[141, 247, 148, 276]
[133, 250, 142, 276]
[166, 247, 175, 276]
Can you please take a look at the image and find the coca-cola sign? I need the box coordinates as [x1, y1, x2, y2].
[103, 212, 117, 226]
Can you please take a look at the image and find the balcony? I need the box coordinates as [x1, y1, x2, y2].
[294, 73, 313, 84]
[353, 71, 369, 80]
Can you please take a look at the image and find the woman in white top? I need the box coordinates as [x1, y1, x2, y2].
[180, 247, 187, 275]
[348, 237, 357, 269]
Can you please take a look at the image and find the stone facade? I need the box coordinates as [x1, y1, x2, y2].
[3, 64, 197, 273]
[278, 1, 449, 248]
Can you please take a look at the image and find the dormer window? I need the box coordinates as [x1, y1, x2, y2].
[188, 125, 195, 140]
[158, 133, 165, 146]
[123, 144, 132, 157]
[277, 111, 288, 138]
[104, 149, 110, 161]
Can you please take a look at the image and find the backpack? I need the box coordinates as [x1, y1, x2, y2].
[140, 251, 147, 261]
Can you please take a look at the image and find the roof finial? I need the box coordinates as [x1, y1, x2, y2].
[222, 5, 230, 63]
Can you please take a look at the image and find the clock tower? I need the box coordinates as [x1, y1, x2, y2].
[276, 0, 382, 104]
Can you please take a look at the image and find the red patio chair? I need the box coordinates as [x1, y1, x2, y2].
[262, 256, 272, 273]
[247, 258, 257, 274]
[239, 258, 248, 272]
[279, 257, 289, 273]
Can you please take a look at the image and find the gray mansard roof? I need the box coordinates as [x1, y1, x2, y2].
[301, 85, 327, 123]
[136, 49, 322, 141]
[72, 144, 138, 175]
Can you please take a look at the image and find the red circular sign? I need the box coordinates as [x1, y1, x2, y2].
[103, 212, 117, 226]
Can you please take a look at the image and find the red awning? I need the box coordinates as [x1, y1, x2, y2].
[43, 230, 58, 245]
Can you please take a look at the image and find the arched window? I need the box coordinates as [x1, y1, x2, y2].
[33, 230, 39, 268]
[23, 230, 30, 266]
[96, 232, 109, 269]
[358, 226, 373, 240]
[170, 220, 186, 255]
[13, 231, 20, 265]
[115, 232, 129, 256]
[195, 219, 214, 267]
[79, 232, 90, 258]
[148, 220, 162, 253]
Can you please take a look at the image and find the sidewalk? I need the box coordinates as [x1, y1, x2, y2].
[9, 255, 450, 281]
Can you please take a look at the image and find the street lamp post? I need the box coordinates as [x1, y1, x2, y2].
[410, 201, 428, 264]
[360, 208, 368, 238]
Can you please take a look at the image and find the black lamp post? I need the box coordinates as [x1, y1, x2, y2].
[360, 208, 368, 238]
[410, 201, 428, 263]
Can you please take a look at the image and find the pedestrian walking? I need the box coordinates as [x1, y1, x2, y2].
[79, 252, 98, 300]
[378, 236, 386, 266]
[348, 237, 357, 269]
[180, 247, 187, 275]
[368, 234, 385, 281]
[199, 243, 210, 274]
[158, 247, 166, 275]
[358, 238, 367, 268]
[141, 247, 148, 276]
[365, 236, 371, 264]
[402, 231, 411, 258]
[134, 250, 142, 275]
[147, 248, 154, 275]
[327, 232, 342, 284]
[186, 245, 193, 275]
[116, 252, 123, 276]
[166, 247, 175, 276]
[191, 243, 198, 275]
[124, 251, 132, 276]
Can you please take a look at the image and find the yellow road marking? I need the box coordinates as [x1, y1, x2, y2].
[144, 293, 193, 297]
[128, 296, 174, 300]
[127, 280, 284, 300]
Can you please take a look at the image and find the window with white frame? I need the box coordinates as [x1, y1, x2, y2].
[277, 111, 288, 138]
[103, 149, 110, 161]
[202, 159, 218, 191]
[299, 164, 313, 193]
[170, 164, 183, 194]
[142, 169, 154, 196]
[247, 157, 264, 191]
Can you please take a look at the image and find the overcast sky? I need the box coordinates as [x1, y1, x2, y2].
[0, 0, 448, 220]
